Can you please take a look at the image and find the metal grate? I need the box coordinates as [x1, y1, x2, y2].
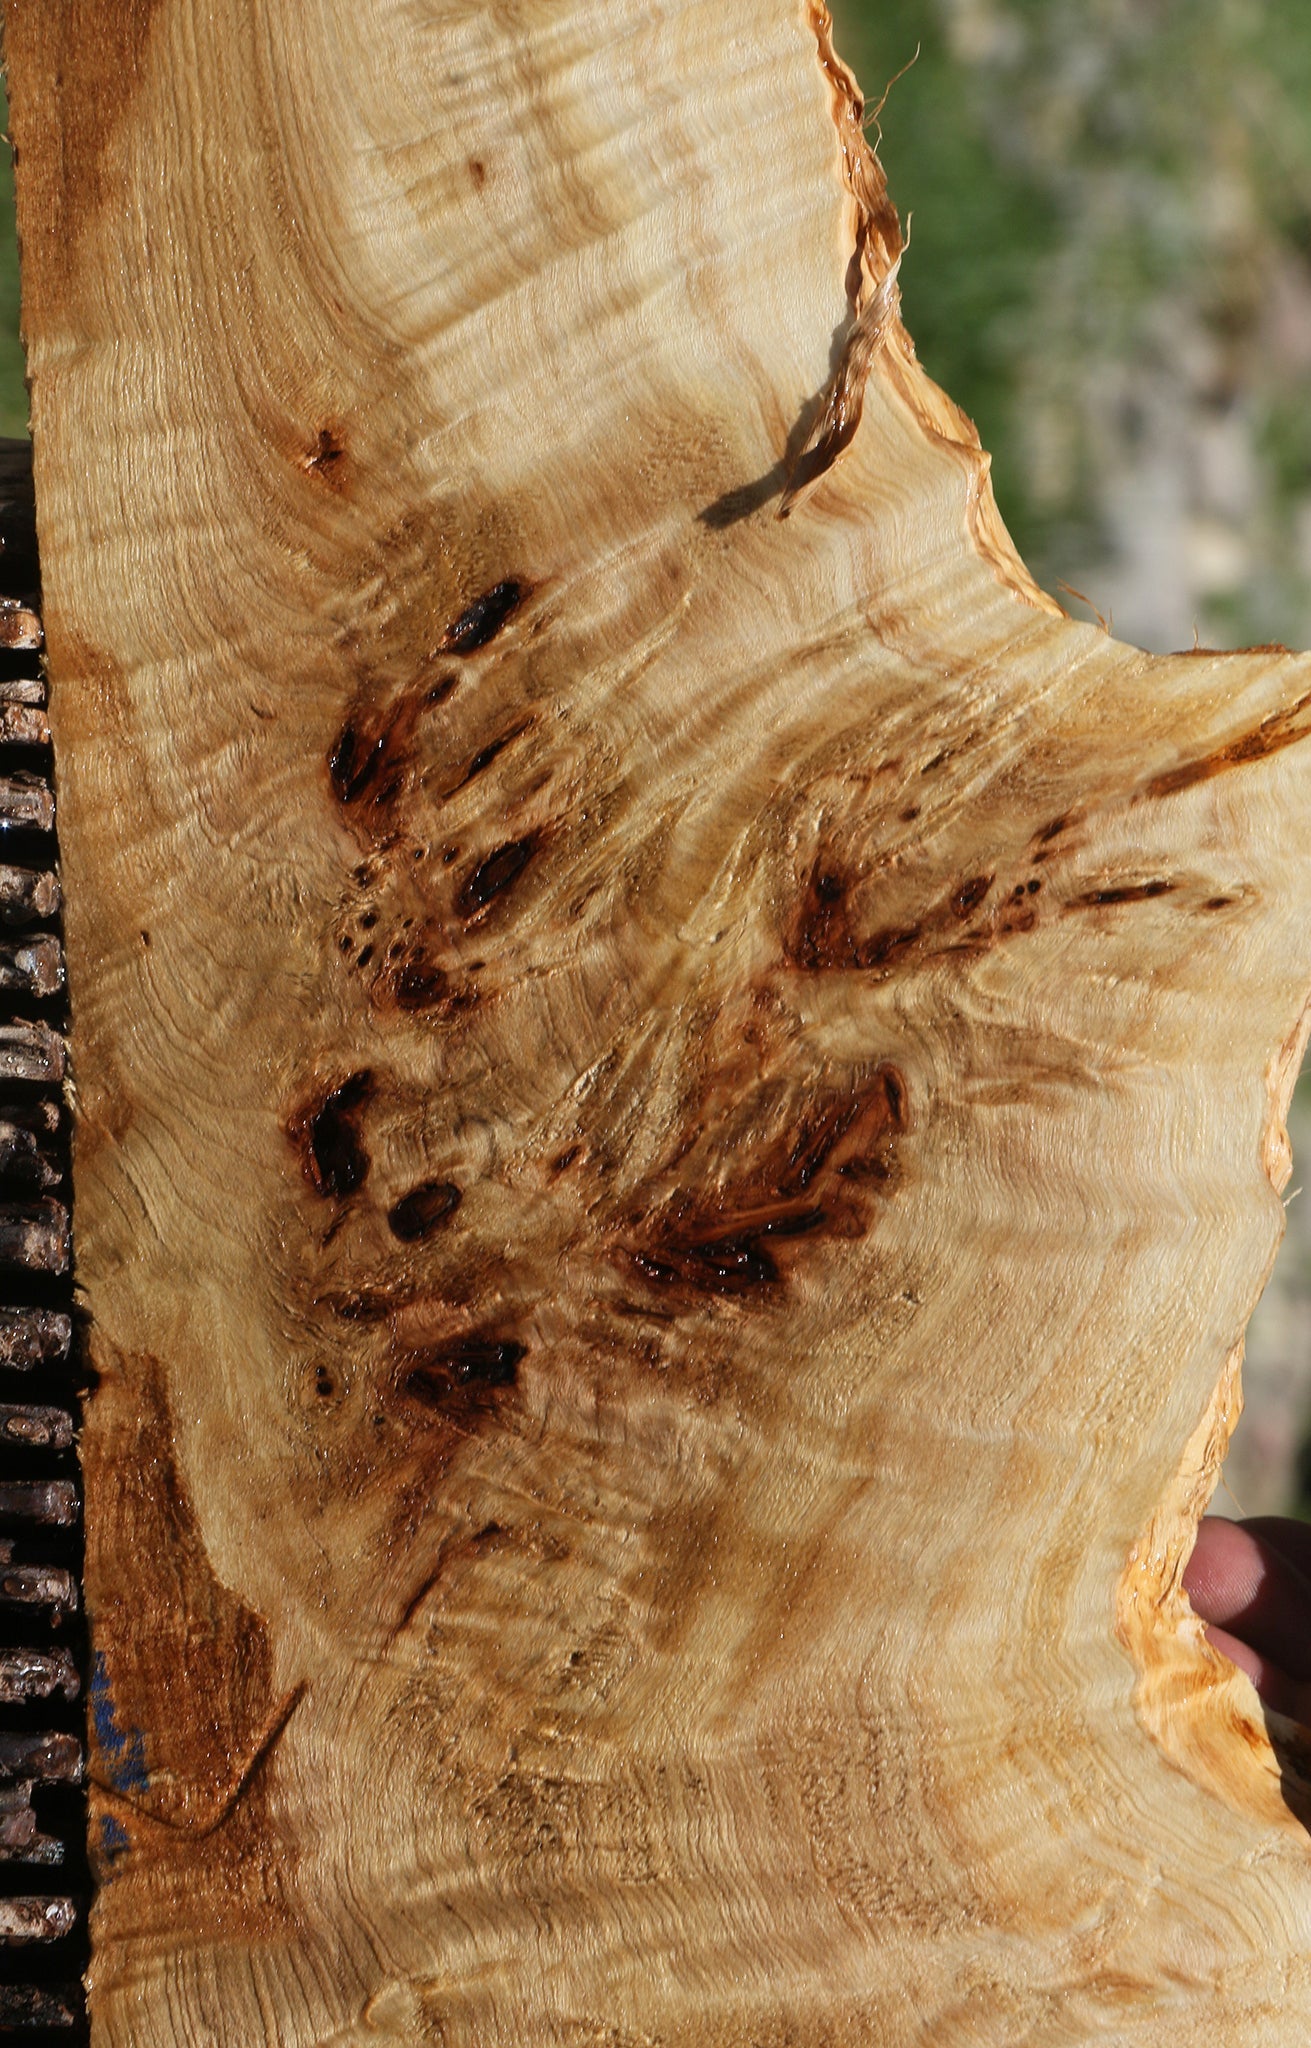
[0, 442, 87, 2038]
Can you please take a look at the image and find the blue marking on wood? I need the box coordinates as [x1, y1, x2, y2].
[89, 1649, 148, 1795]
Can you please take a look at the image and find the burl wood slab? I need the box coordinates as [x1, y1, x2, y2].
[8, 1, 1311, 2041]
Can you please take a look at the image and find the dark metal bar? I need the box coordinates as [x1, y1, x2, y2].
[0, 1481, 78, 1527]
[0, 1982, 80, 2028]
[0, 1553, 78, 1619]
[0, 602, 42, 653]
[0, 1203, 69, 1276]
[0, 1898, 76, 1944]
[0, 1310, 71, 1370]
[0, 1782, 64, 1865]
[0, 866, 59, 926]
[0, 1123, 62, 1193]
[0, 1733, 82, 1786]
[0, 935, 64, 999]
[0, 445, 87, 2032]
[0, 1410, 75, 1452]
[0, 776, 53, 834]
[0, 705, 49, 746]
[0, 1649, 79, 1704]
[0, 1021, 65, 1087]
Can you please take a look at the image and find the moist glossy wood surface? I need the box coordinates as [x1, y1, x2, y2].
[9, 1, 1311, 2040]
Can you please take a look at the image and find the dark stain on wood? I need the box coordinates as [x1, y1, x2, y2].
[1070, 880, 1174, 908]
[304, 426, 345, 483]
[443, 579, 527, 654]
[375, 938, 478, 1016]
[1144, 692, 1311, 800]
[290, 1070, 374, 1199]
[329, 721, 381, 805]
[951, 875, 993, 919]
[451, 718, 534, 794]
[82, 1344, 297, 1931]
[387, 1180, 462, 1242]
[402, 1335, 526, 1411]
[856, 924, 923, 969]
[788, 841, 1059, 976]
[787, 865, 857, 971]
[621, 1065, 908, 1309]
[321, 1287, 402, 1323]
[1033, 814, 1074, 846]
[788, 863, 930, 974]
[6, 1, 169, 327]
[456, 834, 541, 918]
[328, 694, 422, 816]
[388, 950, 453, 1011]
[630, 1207, 827, 1297]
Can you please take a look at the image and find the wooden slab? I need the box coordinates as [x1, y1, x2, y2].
[9, 1, 1311, 2039]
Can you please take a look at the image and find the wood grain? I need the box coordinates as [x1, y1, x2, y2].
[9, 0, 1311, 2039]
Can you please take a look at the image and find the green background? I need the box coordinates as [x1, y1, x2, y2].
[835, 0, 1311, 642]
[6, 9, 1311, 592]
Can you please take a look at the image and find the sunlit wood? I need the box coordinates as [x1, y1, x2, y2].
[9, 0, 1311, 2039]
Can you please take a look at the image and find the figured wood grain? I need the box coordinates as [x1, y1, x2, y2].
[8, 1, 1311, 2041]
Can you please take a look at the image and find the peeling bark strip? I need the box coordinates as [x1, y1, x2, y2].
[780, 252, 904, 517]
[780, 0, 907, 514]
[14, 4, 1311, 2044]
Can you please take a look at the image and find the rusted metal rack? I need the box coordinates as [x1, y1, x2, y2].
[0, 442, 87, 2038]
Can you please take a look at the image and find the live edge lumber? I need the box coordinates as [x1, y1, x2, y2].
[9, 1, 1311, 2042]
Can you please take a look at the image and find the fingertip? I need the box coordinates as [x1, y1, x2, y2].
[1183, 1515, 1267, 1625]
[1200, 1620, 1264, 1692]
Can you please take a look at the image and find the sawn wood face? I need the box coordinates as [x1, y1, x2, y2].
[8, 1, 1311, 2040]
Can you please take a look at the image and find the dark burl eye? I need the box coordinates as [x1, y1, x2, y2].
[387, 1180, 462, 1242]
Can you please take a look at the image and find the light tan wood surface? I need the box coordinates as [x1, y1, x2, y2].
[9, 1, 1311, 2039]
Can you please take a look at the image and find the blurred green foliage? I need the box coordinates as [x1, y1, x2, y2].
[832, 0, 1311, 632]
[830, 1, 1061, 563]
[834, 0, 1311, 1516]
[1, 9, 1310, 1501]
